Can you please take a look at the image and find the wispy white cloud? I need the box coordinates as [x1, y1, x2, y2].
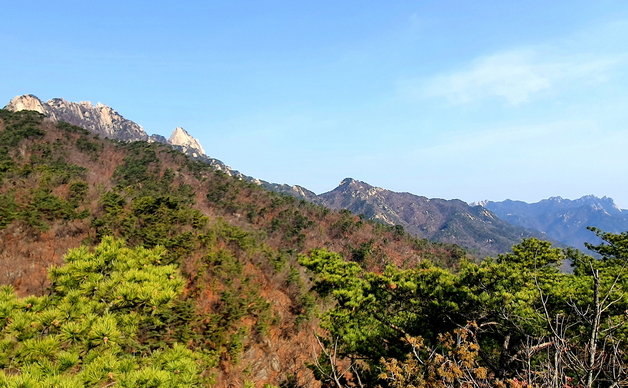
[403, 48, 621, 105]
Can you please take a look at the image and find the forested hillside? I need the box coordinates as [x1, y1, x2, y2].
[0, 110, 625, 387]
[3, 94, 552, 257]
[0, 109, 463, 386]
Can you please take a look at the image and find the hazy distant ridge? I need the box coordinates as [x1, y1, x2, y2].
[480, 196, 628, 249]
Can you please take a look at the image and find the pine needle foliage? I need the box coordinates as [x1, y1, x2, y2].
[0, 237, 213, 387]
[302, 233, 627, 387]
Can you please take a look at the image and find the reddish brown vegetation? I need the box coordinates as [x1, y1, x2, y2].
[0, 113, 464, 387]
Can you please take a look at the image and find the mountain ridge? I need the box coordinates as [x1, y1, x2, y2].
[5, 94, 205, 155]
[480, 195, 628, 249]
[6, 94, 149, 142]
[5, 94, 317, 201]
[0, 102, 624, 388]
[169, 126, 206, 156]
[315, 178, 548, 256]
[7, 94, 611, 256]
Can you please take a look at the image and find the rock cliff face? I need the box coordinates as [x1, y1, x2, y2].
[4, 95, 216, 158]
[3, 94, 313, 200]
[6, 94, 148, 141]
[169, 126, 206, 157]
[4, 94, 48, 114]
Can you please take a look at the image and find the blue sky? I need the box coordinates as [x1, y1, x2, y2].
[2, 1, 628, 207]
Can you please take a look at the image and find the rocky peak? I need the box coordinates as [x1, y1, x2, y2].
[338, 178, 373, 191]
[540, 195, 621, 214]
[148, 134, 168, 144]
[471, 200, 489, 208]
[4, 94, 314, 205]
[482, 195, 628, 250]
[5, 94, 47, 114]
[4, 95, 212, 156]
[168, 127, 205, 156]
[576, 195, 621, 214]
[5, 94, 148, 142]
[339, 177, 357, 186]
[334, 178, 386, 200]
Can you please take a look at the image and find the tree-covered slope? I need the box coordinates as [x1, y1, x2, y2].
[0, 238, 209, 387]
[1, 109, 624, 387]
[300, 229, 627, 387]
[0, 109, 465, 386]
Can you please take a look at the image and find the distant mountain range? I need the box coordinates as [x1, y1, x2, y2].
[478, 196, 628, 250]
[313, 178, 546, 256]
[6, 94, 625, 256]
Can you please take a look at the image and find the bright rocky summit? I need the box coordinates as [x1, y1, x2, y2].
[169, 126, 206, 157]
[4, 94, 315, 199]
[5, 94, 148, 142]
[5, 94, 204, 156]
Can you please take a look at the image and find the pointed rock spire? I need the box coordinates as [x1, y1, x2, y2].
[168, 127, 206, 156]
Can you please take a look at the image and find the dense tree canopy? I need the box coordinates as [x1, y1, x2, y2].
[301, 231, 627, 387]
[0, 238, 211, 387]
